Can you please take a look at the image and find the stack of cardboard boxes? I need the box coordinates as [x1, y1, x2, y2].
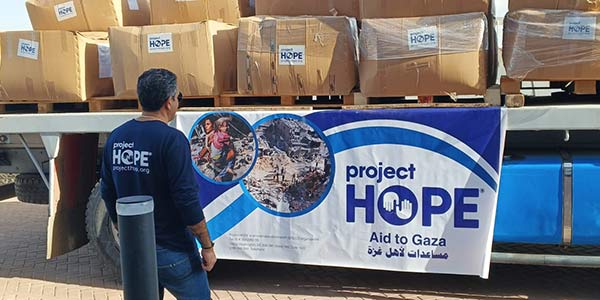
[237, 16, 359, 96]
[359, 0, 491, 97]
[110, 3, 239, 97]
[246, 0, 493, 98]
[109, 0, 244, 97]
[503, 1, 600, 82]
[0, 0, 246, 102]
[0, 30, 115, 102]
[15, 1, 593, 103]
[0, 0, 127, 101]
[26, 0, 124, 31]
[110, 21, 238, 98]
[240, 0, 359, 96]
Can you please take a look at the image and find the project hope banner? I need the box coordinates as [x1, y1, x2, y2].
[177, 107, 507, 278]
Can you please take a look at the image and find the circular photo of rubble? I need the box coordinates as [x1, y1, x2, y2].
[189, 113, 257, 184]
[242, 114, 334, 217]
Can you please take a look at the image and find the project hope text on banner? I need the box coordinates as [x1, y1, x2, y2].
[177, 108, 507, 278]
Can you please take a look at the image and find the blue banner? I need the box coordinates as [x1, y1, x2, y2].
[177, 107, 506, 278]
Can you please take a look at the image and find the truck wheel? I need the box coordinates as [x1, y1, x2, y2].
[14, 173, 49, 204]
[86, 181, 121, 272]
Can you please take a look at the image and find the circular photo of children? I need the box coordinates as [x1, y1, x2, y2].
[189, 113, 257, 184]
[243, 114, 334, 217]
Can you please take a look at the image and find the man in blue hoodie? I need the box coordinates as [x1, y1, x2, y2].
[101, 68, 216, 300]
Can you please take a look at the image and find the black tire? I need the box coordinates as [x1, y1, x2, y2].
[14, 173, 49, 204]
[86, 181, 121, 272]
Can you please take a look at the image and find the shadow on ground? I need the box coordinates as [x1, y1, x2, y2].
[0, 183, 15, 200]
[2, 199, 600, 300]
[207, 259, 600, 300]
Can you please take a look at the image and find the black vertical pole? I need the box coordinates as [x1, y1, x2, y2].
[116, 195, 159, 300]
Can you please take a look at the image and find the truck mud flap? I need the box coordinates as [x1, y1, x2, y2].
[46, 134, 99, 259]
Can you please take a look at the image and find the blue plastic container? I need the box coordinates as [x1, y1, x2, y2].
[494, 154, 563, 244]
[572, 154, 600, 245]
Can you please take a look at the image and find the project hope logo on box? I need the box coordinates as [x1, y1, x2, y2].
[54, 1, 77, 21]
[408, 26, 438, 50]
[279, 45, 306, 65]
[17, 39, 39, 60]
[148, 33, 174, 53]
[563, 17, 597, 40]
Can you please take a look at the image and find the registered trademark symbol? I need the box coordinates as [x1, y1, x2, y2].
[480, 189, 485, 194]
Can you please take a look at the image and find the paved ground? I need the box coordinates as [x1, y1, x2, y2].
[2, 197, 600, 300]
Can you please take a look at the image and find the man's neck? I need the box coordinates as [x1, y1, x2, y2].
[138, 111, 169, 124]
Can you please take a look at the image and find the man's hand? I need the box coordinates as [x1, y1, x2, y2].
[200, 248, 217, 271]
[188, 220, 216, 271]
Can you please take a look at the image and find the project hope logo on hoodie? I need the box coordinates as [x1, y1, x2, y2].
[111, 141, 153, 174]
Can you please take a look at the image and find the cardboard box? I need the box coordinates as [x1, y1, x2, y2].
[359, 13, 488, 97]
[26, 0, 122, 31]
[0, 31, 114, 101]
[358, 0, 495, 85]
[359, 0, 489, 19]
[109, 21, 237, 97]
[122, 0, 151, 26]
[150, 0, 244, 25]
[237, 16, 358, 96]
[255, 0, 359, 18]
[509, 0, 600, 11]
[503, 10, 600, 80]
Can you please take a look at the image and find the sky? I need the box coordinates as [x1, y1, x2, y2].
[0, 2, 32, 31]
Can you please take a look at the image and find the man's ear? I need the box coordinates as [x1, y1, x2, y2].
[164, 97, 173, 111]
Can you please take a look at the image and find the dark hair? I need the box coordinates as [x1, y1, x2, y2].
[137, 68, 178, 112]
